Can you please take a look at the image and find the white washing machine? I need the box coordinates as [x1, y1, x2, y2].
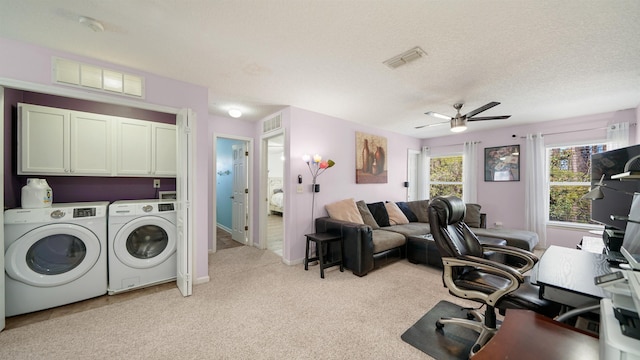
[108, 199, 177, 294]
[4, 202, 109, 316]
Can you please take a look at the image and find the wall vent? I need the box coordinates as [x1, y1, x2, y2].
[52, 57, 145, 98]
[263, 114, 282, 133]
[383, 47, 427, 69]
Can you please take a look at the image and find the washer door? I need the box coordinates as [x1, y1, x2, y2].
[114, 216, 176, 269]
[5, 223, 102, 287]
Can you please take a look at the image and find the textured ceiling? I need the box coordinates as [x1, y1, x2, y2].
[1, 0, 639, 138]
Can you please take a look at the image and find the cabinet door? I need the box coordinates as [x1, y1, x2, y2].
[70, 111, 112, 175]
[152, 123, 177, 176]
[116, 118, 152, 175]
[18, 103, 70, 174]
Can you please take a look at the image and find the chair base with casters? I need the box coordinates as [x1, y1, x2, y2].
[436, 304, 498, 357]
[427, 196, 560, 358]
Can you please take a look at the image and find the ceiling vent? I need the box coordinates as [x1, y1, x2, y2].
[52, 57, 145, 98]
[263, 114, 282, 134]
[383, 47, 427, 69]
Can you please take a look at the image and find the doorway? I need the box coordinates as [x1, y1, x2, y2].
[215, 135, 251, 251]
[264, 133, 285, 257]
[407, 149, 420, 201]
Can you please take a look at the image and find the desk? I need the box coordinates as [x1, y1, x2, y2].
[533, 245, 611, 308]
[473, 309, 599, 360]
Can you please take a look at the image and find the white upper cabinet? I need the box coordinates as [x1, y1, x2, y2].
[70, 111, 112, 175]
[19, 104, 69, 174]
[152, 123, 177, 176]
[18, 103, 175, 177]
[115, 118, 152, 176]
[115, 119, 176, 177]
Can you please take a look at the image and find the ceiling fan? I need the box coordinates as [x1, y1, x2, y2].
[417, 102, 511, 132]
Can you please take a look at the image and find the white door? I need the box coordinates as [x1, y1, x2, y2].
[1, 86, 6, 330]
[231, 143, 248, 244]
[176, 109, 193, 297]
[407, 149, 420, 201]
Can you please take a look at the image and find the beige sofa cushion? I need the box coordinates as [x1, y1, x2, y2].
[385, 202, 409, 225]
[325, 198, 364, 224]
[371, 229, 406, 253]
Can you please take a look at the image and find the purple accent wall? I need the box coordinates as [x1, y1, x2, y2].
[4, 88, 176, 209]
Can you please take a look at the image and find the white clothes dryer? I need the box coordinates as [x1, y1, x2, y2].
[4, 202, 109, 316]
[108, 199, 177, 294]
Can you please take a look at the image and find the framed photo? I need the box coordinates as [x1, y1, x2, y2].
[159, 191, 177, 200]
[484, 145, 520, 182]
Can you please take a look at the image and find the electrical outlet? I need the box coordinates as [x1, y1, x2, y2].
[153, 179, 160, 188]
[296, 184, 303, 193]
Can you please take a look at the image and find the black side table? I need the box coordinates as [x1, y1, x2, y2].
[304, 233, 343, 278]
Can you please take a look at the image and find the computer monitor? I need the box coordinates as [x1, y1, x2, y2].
[620, 192, 640, 255]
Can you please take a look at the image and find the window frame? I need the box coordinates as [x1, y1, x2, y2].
[429, 153, 464, 199]
[546, 141, 607, 230]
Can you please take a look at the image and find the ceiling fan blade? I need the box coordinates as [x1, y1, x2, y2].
[463, 101, 500, 118]
[425, 111, 452, 120]
[415, 121, 448, 129]
[467, 115, 511, 121]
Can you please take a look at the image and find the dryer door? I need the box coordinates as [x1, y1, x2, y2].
[5, 223, 102, 287]
[113, 216, 176, 269]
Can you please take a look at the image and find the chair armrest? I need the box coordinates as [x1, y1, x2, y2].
[481, 244, 538, 273]
[441, 255, 524, 307]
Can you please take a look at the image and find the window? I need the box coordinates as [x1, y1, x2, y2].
[548, 144, 606, 224]
[430, 155, 463, 198]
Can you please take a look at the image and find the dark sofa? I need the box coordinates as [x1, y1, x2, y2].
[315, 199, 539, 277]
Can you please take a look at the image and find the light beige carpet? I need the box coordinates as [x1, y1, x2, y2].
[0, 246, 476, 359]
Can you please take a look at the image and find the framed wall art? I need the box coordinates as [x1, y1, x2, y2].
[356, 131, 388, 184]
[484, 145, 520, 182]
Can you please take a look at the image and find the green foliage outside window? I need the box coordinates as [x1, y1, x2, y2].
[430, 155, 463, 198]
[548, 144, 606, 224]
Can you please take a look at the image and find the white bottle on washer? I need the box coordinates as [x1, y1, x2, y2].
[21, 178, 53, 208]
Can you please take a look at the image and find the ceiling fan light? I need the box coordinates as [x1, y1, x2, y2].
[450, 118, 467, 132]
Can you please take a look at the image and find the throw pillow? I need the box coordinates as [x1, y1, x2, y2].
[464, 203, 482, 228]
[385, 202, 410, 225]
[356, 200, 380, 229]
[367, 202, 390, 227]
[395, 202, 419, 222]
[407, 200, 429, 223]
[325, 198, 364, 224]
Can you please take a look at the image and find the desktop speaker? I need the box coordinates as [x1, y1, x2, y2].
[604, 229, 624, 252]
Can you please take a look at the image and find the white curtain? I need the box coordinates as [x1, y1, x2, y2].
[525, 133, 547, 248]
[607, 122, 629, 150]
[419, 146, 430, 199]
[462, 141, 478, 203]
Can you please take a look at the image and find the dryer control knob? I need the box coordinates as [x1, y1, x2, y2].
[50, 210, 65, 219]
[142, 205, 153, 213]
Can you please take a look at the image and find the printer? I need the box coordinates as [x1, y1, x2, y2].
[599, 247, 640, 360]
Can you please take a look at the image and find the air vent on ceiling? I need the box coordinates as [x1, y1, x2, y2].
[52, 57, 145, 98]
[263, 114, 282, 134]
[383, 47, 427, 69]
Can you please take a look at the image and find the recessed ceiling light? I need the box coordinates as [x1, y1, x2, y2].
[228, 109, 242, 118]
[79, 16, 104, 32]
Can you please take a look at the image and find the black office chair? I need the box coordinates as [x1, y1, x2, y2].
[427, 196, 560, 357]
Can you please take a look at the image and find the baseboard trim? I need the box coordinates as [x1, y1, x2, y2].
[194, 275, 210, 285]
